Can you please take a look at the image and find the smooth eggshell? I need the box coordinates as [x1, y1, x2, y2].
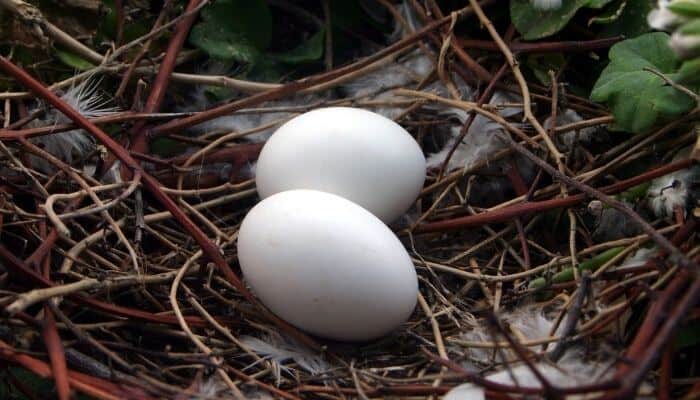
[255, 107, 426, 223]
[237, 190, 418, 341]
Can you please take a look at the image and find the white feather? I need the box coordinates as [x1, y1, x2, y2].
[543, 109, 599, 150]
[240, 333, 329, 385]
[29, 78, 116, 173]
[191, 377, 228, 399]
[186, 90, 326, 143]
[445, 350, 612, 400]
[614, 247, 656, 272]
[426, 91, 522, 172]
[241, 161, 257, 180]
[457, 303, 560, 365]
[647, 169, 695, 218]
[101, 160, 122, 184]
[339, 50, 436, 119]
[342, 51, 433, 99]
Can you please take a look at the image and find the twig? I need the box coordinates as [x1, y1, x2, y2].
[495, 131, 697, 271]
[458, 36, 623, 53]
[0, 56, 320, 348]
[548, 274, 590, 361]
[150, 7, 478, 136]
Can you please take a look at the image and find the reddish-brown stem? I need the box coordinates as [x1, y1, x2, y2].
[150, 10, 469, 137]
[505, 159, 532, 268]
[0, 111, 188, 140]
[0, 56, 245, 298]
[42, 311, 71, 400]
[422, 347, 618, 395]
[37, 218, 71, 400]
[408, 0, 493, 82]
[0, 56, 322, 349]
[128, 0, 204, 155]
[605, 272, 700, 399]
[415, 159, 692, 233]
[114, 0, 125, 46]
[2, 244, 213, 327]
[165, 142, 264, 168]
[459, 36, 623, 53]
[295, 383, 455, 397]
[115, 1, 173, 99]
[659, 342, 674, 400]
[0, 339, 155, 400]
[504, 160, 529, 196]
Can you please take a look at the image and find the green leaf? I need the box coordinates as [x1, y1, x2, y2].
[598, 0, 653, 38]
[510, 0, 616, 40]
[678, 57, 700, 83]
[668, 0, 700, 18]
[273, 28, 325, 64]
[618, 182, 652, 202]
[55, 49, 95, 70]
[590, 32, 695, 133]
[189, 0, 272, 63]
[526, 53, 566, 85]
[678, 18, 700, 34]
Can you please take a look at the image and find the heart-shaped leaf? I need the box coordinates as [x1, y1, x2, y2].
[590, 32, 696, 133]
[189, 0, 272, 64]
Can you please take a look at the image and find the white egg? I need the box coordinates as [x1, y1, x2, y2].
[255, 107, 426, 223]
[237, 190, 418, 341]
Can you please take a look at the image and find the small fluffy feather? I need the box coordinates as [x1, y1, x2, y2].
[101, 160, 123, 184]
[191, 377, 230, 400]
[240, 333, 329, 385]
[426, 91, 522, 173]
[29, 78, 115, 173]
[187, 92, 325, 143]
[590, 202, 642, 242]
[530, 0, 563, 10]
[340, 50, 435, 119]
[614, 247, 656, 271]
[342, 51, 433, 99]
[445, 349, 612, 400]
[647, 169, 697, 218]
[543, 109, 599, 150]
[458, 303, 560, 364]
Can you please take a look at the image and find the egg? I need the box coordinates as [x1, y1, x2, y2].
[255, 107, 426, 223]
[237, 190, 418, 341]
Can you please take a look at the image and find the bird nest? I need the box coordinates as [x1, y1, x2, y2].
[0, 1, 698, 399]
